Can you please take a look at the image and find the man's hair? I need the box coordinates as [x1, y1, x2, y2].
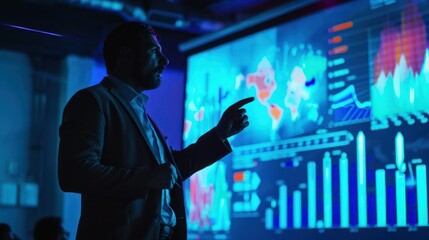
[103, 21, 159, 74]
[33, 217, 63, 240]
[0, 223, 11, 233]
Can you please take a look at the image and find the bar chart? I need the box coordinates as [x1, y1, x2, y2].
[263, 130, 428, 230]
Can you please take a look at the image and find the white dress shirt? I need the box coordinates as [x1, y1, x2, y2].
[109, 75, 176, 227]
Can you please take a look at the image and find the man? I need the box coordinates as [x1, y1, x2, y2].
[58, 21, 254, 240]
[0, 223, 20, 240]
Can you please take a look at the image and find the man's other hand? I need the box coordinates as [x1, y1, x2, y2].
[148, 163, 178, 189]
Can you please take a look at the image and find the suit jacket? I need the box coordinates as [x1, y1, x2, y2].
[58, 77, 232, 240]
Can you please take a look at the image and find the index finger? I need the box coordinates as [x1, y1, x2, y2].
[228, 97, 255, 110]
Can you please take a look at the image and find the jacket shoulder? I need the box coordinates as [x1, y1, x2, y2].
[69, 81, 111, 102]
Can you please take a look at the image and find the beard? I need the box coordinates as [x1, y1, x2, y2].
[137, 69, 161, 90]
[132, 56, 164, 91]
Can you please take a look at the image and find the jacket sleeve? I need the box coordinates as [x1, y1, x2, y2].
[58, 89, 150, 200]
[172, 128, 232, 180]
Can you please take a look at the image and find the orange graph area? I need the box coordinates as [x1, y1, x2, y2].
[233, 171, 245, 182]
[329, 45, 349, 55]
[246, 56, 277, 104]
[328, 36, 343, 44]
[329, 21, 353, 33]
[373, 3, 427, 83]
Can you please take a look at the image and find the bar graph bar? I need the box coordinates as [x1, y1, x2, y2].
[395, 133, 406, 172]
[279, 185, 287, 229]
[396, 171, 407, 226]
[375, 169, 387, 226]
[339, 153, 349, 227]
[323, 152, 332, 228]
[357, 131, 367, 227]
[265, 208, 273, 229]
[395, 132, 407, 226]
[308, 161, 316, 228]
[293, 190, 302, 228]
[416, 165, 428, 225]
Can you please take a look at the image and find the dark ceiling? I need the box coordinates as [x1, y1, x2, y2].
[0, 0, 311, 60]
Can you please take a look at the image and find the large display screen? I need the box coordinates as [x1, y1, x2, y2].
[182, 0, 429, 239]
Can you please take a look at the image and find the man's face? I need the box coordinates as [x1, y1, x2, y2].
[131, 34, 169, 91]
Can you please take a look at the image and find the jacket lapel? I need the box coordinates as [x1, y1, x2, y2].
[101, 77, 160, 163]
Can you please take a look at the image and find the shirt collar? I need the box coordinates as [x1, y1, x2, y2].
[109, 75, 149, 106]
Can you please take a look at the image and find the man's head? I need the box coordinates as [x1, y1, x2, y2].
[34, 217, 69, 240]
[103, 21, 169, 91]
[0, 223, 13, 240]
